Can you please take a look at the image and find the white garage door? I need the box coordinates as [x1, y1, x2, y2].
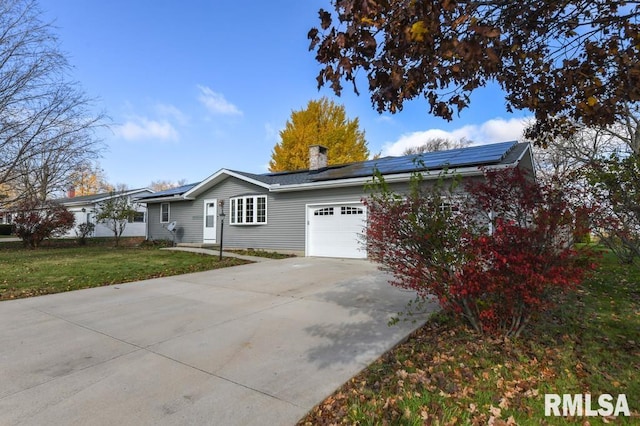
[307, 203, 367, 258]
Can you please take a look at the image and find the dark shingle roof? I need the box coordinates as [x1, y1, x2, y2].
[138, 141, 528, 201]
[55, 188, 151, 204]
[228, 169, 313, 186]
[237, 140, 524, 186]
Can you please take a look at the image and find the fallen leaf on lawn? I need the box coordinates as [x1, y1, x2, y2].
[499, 397, 510, 409]
[445, 416, 458, 426]
[490, 405, 502, 418]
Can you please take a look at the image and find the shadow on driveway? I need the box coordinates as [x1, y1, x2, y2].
[303, 271, 438, 369]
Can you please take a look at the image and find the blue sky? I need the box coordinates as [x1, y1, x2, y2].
[39, 0, 531, 189]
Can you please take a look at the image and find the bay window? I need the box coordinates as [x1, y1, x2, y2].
[230, 195, 267, 225]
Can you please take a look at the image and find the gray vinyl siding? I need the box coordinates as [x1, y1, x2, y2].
[198, 178, 269, 246]
[147, 199, 202, 243]
[210, 179, 368, 252]
[146, 178, 372, 251]
[147, 178, 269, 245]
[145, 175, 467, 251]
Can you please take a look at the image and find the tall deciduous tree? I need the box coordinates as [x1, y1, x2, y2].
[0, 0, 104, 204]
[269, 97, 369, 171]
[309, 1, 640, 145]
[69, 163, 113, 196]
[533, 126, 621, 184]
[586, 154, 640, 264]
[600, 103, 640, 156]
[532, 106, 639, 183]
[148, 179, 188, 192]
[402, 137, 471, 155]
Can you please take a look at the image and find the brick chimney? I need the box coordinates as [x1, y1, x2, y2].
[309, 145, 328, 170]
[67, 186, 76, 198]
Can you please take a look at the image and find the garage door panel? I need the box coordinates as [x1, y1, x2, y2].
[307, 203, 367, 258]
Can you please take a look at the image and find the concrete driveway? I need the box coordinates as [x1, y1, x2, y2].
[0, 257, 436, 425]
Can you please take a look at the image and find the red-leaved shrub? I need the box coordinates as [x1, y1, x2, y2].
[365, 167, 596, 337]
[13, 199, 75, 248]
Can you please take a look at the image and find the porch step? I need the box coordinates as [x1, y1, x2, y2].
[176, 243, 218, 249]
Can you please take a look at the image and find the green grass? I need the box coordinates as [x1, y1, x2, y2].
[298, 250, 639, 425]
[0, 239, 250, 300]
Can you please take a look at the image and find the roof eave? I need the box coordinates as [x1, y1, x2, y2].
[269, 165, 497, 192]
[58, 200, 97, 207]
[131, 194, 186, 203]
[58, 188, 154, 205]
[184, 169, 270, 198]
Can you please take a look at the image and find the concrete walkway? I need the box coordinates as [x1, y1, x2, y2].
[0, 257, 437, 426]
[0, 237, 20, 242]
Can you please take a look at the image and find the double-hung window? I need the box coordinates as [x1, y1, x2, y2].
[230, 195, 267, 225]
[160, 203, 170, 223]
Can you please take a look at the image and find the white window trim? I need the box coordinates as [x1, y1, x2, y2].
[230, 195, 267, 225]
[160, 203, 170, 223]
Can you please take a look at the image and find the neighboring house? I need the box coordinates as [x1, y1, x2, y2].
[138, 141, 534, 259]
[0, 211, 13, 225]
[56, 188, 154, 238]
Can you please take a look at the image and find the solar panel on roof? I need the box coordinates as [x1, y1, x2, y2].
[312, 141, 516, 181]
[140, 183, 198, 198]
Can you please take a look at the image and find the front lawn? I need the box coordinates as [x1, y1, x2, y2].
[299, 250, 639, 425]
[0, 239, 250, 300]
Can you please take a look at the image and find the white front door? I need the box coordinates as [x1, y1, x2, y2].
[203, 199, 217, 243]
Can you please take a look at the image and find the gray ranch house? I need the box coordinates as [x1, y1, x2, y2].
[137, 141, 533, 259]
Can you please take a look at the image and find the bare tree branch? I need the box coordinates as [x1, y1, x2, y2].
[0, 0, 105, 205]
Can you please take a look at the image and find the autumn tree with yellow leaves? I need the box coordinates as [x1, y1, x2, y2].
[69, 164, 112, 196]
[269, 97, 369, 172]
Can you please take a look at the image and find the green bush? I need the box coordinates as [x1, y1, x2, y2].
[75, 222, 95, 245]
[139, 239, 173, 248]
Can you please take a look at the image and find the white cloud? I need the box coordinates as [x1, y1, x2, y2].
[114, 117, 179, 142]
[155, 103, 189, 126]
[381, 117, 531, 156]
[197, 85, 242, 116]
[477, 117, 532, 143]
